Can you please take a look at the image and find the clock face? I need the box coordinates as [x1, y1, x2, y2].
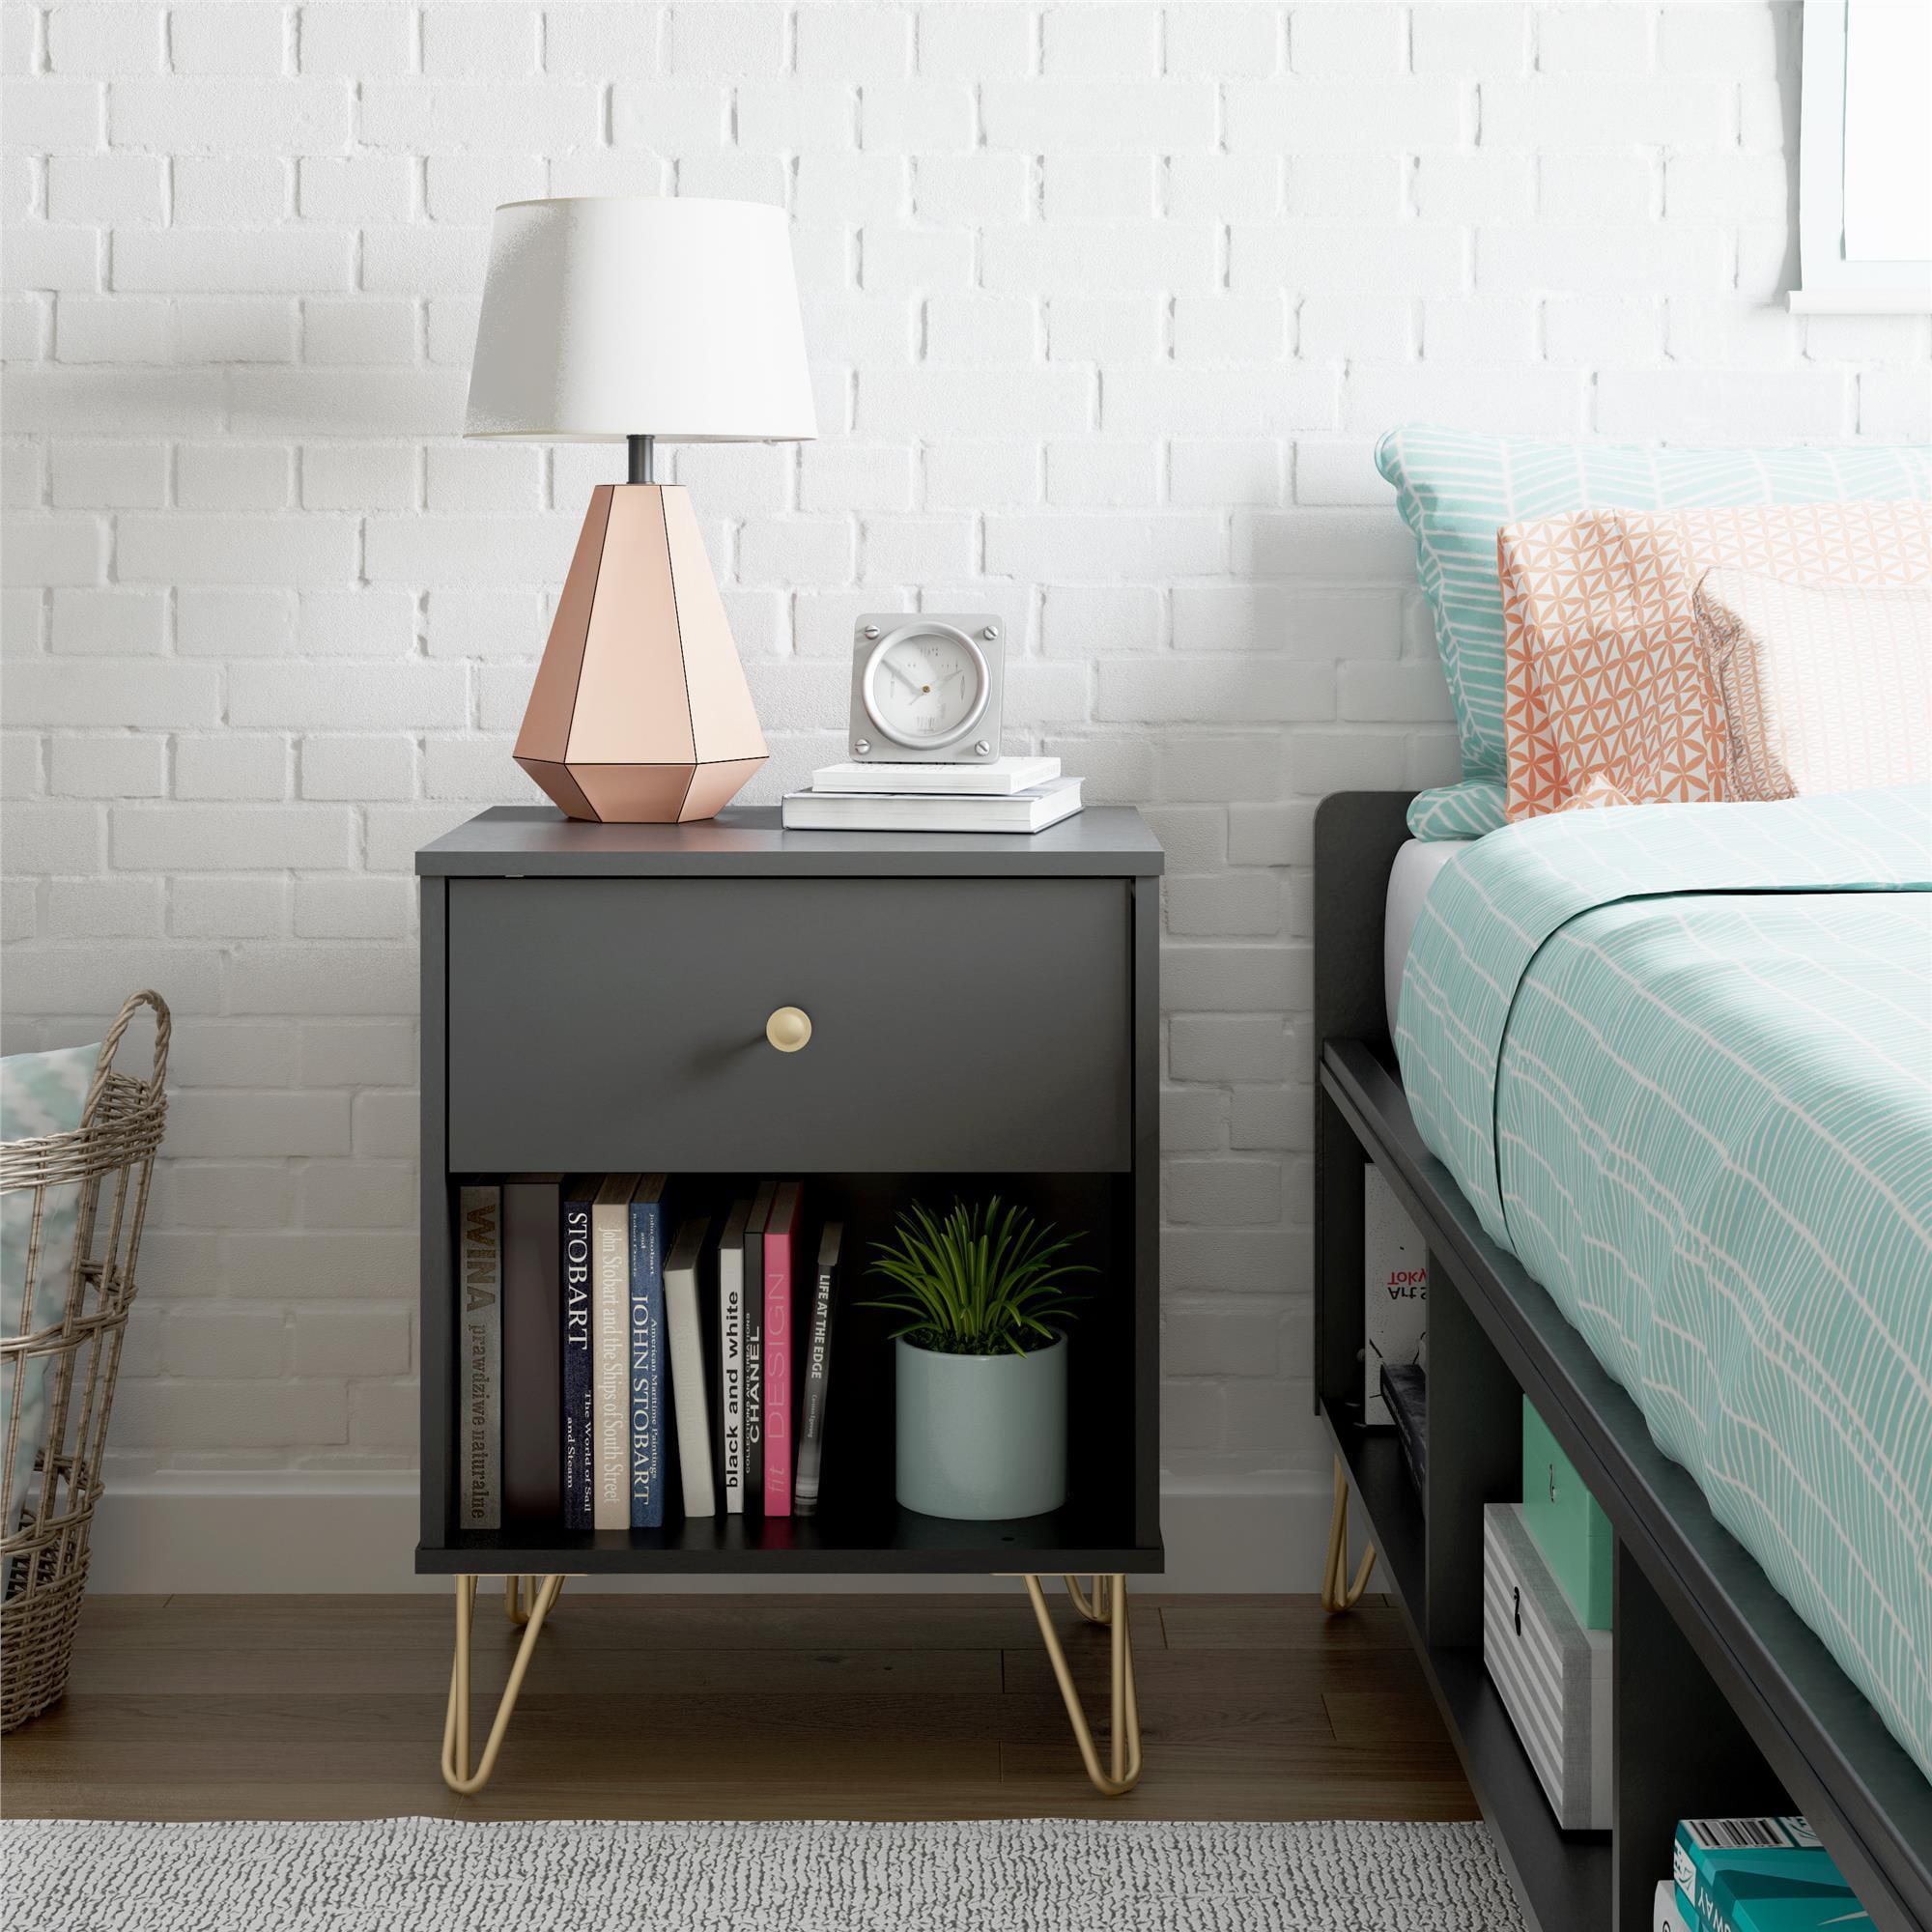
[863, 626, 988, 749]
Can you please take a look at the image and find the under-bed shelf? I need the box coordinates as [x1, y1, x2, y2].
[1325, 1412, 1610, 1932]
[1320, 1034, 1932, 1932]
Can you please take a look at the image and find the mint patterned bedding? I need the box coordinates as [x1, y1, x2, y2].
[1396, 786, 1932, 1780]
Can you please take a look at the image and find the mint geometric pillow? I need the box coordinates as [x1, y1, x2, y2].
[1, 1041, 99, 1540]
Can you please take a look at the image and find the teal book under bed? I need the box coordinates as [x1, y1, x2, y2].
[1396, 785, 1932, 1784]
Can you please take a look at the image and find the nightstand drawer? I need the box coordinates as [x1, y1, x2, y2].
[443, 876, 1131, 1173]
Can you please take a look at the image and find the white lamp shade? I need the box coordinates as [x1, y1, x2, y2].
[465, 197, 816, 442]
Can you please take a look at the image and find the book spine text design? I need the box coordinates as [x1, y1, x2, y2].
[763, 1206, 794, 1517]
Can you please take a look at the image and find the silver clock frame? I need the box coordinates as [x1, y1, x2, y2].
[847, 614, 1007, 763]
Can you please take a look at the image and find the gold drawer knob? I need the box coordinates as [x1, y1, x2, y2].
[766, 1006, 811, 1053]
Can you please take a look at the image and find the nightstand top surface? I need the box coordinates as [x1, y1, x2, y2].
[415, 804, 1164, 877]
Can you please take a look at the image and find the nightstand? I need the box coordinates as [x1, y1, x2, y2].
[416, 804, 1164, 1794]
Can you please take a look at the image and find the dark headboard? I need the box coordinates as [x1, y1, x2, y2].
[1313, 791, 1416, 1063]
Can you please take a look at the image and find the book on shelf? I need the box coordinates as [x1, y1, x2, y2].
[591, 1174, 642, 1531]
[742, 1179, 776, 1509]
[1379, 1361, 1427, 1510]
[762, 1181, 802, 1518]
[458, 1185, 502, 1532]
[715, 1197, 753, 1516]
[1672, 1817, 1861, 1932]
[780, 775, 1083, 836]
[560, 1179, 596, 1528]
[628, 1174, 668, 1531]
[501, 1179, 560, 1524]
[807, 756, 1060, 796]
[468, 1178, 858, 1534]
[794, 1220, 841, 1519]
[664, 1215, 716, 1518]
[1363, 1165, 1428, 1427]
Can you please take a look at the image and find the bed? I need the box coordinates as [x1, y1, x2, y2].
[1345, 427, 1931, 1927]
[1402, 786, 1932, 1784]
[1314, 789, 1932, 1932]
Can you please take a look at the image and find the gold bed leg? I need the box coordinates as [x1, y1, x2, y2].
[1321, 1455, 1378, 1614]
[1022, 1572, 1142, 1797]
[441, 1572, 564, 1795]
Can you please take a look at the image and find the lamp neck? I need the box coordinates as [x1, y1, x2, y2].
[627, 434, 655, 486]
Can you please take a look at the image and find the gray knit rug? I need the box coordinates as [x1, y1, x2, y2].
[8, 1816, 1522, 1930]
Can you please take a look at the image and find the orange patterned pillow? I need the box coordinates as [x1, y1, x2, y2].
[1497, 500, 1932, 820]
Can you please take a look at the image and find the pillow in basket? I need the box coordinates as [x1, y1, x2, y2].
[1, 1041, 100, 1544]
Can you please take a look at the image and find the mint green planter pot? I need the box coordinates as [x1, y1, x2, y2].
[895, 1334, 1066, 1520]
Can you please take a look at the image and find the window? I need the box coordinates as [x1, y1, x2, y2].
[1793, 0, 1932, 312]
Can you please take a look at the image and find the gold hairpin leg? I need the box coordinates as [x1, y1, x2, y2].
[1065, 1574, 1111, 1624]
[441, 1572, 565, 1795]
[1021, 1572, 1142, 1796]
[504, 1575, 547, 1626]
[1321, 1455, 1377, 1613]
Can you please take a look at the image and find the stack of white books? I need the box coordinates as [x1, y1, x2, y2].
[781, 756, 1083, 835]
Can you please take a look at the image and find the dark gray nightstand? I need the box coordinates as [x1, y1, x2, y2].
[415, 805, 1164, 1795]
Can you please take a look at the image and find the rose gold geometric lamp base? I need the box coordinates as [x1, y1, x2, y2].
[514, 481, 767, 823]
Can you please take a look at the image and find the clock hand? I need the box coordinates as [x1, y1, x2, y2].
[883, 658, 924, 697]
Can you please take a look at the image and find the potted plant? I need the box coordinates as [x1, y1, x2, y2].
[864, 1197, 1091, 1520]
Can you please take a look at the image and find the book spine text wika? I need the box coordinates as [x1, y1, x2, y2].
[458, 1186, 501, 1531]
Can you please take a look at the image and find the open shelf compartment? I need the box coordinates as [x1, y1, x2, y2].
[419, 1169, 1160, 1577]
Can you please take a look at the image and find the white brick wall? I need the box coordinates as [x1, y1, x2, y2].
[4, 0, 1927, 1554]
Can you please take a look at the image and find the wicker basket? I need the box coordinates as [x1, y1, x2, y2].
[1, 991, 169, 1732]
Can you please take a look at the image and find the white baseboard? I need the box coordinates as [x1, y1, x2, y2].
[86, 1467, 1337, 1595]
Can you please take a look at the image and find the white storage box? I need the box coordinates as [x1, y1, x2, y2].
[1483, 1502, 1611, 1831]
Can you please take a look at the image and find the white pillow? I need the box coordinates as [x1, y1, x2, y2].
[1693, 569, 1932, 801]
[1, 1041, 100, 1542]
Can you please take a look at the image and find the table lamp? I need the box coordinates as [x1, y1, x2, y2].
[466, 197, 816, 822]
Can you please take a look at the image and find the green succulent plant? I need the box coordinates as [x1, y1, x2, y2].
[862, 1196, 1093, 1357]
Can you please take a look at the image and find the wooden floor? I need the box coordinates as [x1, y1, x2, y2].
[3, 1590, 1475, 1824]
